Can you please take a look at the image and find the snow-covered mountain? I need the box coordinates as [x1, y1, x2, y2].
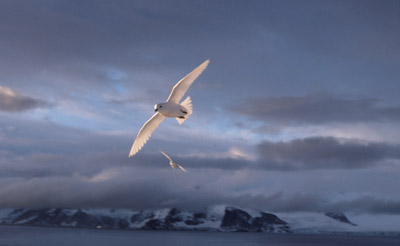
[0, 206, 394, 235]
[0, 207, 289, 232]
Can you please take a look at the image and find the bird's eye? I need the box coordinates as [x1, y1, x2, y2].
[159, 106, 162, 108]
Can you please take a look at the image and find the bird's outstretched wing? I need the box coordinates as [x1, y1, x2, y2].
[129, 113, 165, 157]
[177, 164, 187, 173]
[166, 59, 209, 104]
[160, 151, 173, 162]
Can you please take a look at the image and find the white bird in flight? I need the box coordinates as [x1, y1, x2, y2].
[129, 59, 210, 157]
[160, 151, 187, 172]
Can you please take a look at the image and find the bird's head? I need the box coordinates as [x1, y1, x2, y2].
[154, 103, 165, 112]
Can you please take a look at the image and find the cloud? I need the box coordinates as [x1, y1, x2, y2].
[0, 114, 250, 182]
[1, 173, 400, 215]
[3, 113, 399, 179]
[232, 93, 400, 125]
[231, 193, 400, 215]
[257, 136, 400, 170]
[0, 86, 50, 112]
[329, 196, 400, 215]
[1, 116, 400, 214]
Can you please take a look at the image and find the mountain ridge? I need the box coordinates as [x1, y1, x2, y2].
[0, 206, 373, 234]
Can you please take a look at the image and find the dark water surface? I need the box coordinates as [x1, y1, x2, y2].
[0, 225, 399, 246]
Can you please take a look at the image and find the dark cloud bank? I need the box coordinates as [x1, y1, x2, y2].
[233, 93, 400, 125]
[0, 86, 50, 112]
[257, 136, 400, 170]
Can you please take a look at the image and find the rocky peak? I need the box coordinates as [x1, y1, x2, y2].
[324, 212, 357, 226]
[221, 207, 290, 232]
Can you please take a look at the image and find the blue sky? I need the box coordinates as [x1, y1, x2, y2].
[1, 0, 400, 219]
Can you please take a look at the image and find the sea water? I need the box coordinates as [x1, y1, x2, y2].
[0, 225, 399, 246]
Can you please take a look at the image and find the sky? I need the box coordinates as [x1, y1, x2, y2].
[1, 0, 400, 219]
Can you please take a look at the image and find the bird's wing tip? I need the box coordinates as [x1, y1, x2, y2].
[179, 166, 187, 172]
[129, 150, 137, 157]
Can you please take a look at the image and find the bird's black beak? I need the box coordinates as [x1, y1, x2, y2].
[155, 109, 158, 112]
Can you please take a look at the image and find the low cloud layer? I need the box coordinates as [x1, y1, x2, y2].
[0, 86, 50, 112]
[1, 116, 400, 214]
[233, 93, 400, 125]
[1, 175, 400, 215]
[258, 136, 400, 170]
[227, 192, 400, 215]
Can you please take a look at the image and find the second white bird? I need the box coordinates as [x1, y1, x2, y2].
[160, 151, 187, 172]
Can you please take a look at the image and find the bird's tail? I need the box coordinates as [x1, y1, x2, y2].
[176, 96, 193, 124]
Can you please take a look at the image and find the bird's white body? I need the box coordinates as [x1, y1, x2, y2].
[155, 102, 185, 118]
[154, 96, 193, 124]
[129, 59, 209, 157]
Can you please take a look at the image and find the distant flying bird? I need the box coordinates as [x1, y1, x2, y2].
[160, 151, 187, 172]
[129, 59, 210, 157]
